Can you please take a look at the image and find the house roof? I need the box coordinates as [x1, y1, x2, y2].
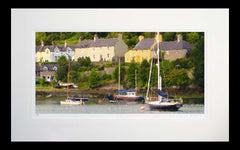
[133, 38, 155, 50]
[36, 37, 119, 52]
[153, 40, 194, 51]
[73, 38, 119, 48]
[40, 64, 59, 71]
[36, 45, 74, 52]
[133, 38, 194, 51]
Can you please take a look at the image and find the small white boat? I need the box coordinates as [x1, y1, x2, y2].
[46, 94, 52, 98]
[60, 97, 84, 105]
[60, 61, 86, 106]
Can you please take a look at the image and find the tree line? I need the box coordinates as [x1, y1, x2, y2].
[37, 32, 204, 89]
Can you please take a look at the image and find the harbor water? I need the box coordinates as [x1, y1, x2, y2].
[35, 98, 204, 114]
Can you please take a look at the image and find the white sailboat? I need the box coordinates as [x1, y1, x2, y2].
[60, 61, 84, 105]
[146, 32, 183, 111]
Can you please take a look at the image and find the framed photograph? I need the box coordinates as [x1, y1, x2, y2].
[11, 9, 229, 141]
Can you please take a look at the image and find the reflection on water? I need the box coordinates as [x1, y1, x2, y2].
[36, 99, 204, 114]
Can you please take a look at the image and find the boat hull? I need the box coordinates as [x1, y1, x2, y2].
[60, 100, 84, 105]
[110, 95, 145, 103]
[148, 103, 183, 111]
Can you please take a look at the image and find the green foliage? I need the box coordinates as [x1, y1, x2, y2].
[190, 36, 204, 88]
[112, 65, 126, 83]
[172, 57, 193, 69]
[55, 66, 68, 82]
[57, 56, 68, 66]
[88, 69, 100, 88]
[126, 62, 137, 88]
[69, 70, 78, 83]
[163, 32, 176, 41]
[101, 73, 112, 80]
[105, 61, 113, 68]
[139, 59, 150, 88]
[39, 78, 45, 86]
[36, 32, 204, 89]
[165, 68, 189, 86]
[143, 32, 155, 38]
[186, 32, 201, 46]
[77, 57, 91, 67]
[55, 56, 68, 82]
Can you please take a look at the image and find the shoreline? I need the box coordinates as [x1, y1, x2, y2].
[36, 86, 204, 99]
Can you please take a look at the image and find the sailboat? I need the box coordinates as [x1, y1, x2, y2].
[107, 58, 144, 103]
[60, 60, 85, 105]
[146, 32, 183, 111]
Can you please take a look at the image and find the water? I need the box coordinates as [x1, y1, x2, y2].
[35, 99, 204, 114]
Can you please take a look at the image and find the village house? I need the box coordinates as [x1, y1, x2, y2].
[74, 34, 128, 63]
[35, 40, 75, 62]
[124, 33, 194, 63]
[36, 63, 59, 82]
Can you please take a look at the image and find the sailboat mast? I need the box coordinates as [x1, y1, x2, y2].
[67, 60, 70, 98]
[146, 57, 153, 99]
[118, 57, 120, 91]
[135, 69, 137, 90]
[157, 32, 162, 101]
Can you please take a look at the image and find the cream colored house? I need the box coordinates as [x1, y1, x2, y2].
[74, 34, 128, 63]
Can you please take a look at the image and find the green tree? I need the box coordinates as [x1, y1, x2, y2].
[139, 59, 150, 87]
[69, 70, 78, 83]
[165, 68, 189, 86]
[163, 32, 176, 41]
[112, 64, 126, 83]
[77, 57, 91, 67]
[143, 32, 155, 38]
[55, 56, 68, 82]
[39, 78, 45, 87]
[88, 69, 100, 88]
[186, 32, 200, 46]
[126, 62, 137, 88]
[190, 35, 204, 88]
[57, 55, 68, 66]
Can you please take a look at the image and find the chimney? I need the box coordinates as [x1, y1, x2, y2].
[155, 32, 163, 43]
[41, 40, 44, 46]
[94, 34, 98, 41]
[139, 35, 144, 41]
[118, 33, 123, 40]
[79, 36, 82, 42]
[52, 41, 55, 46]
[64, 40, 67, 48]
[177, 34, 183, 42]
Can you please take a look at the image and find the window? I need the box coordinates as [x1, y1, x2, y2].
[51, 76, 54, 80]
[176, 50, 179, 54]
[93, 54, 95, 60]
[107, 47, 109, 51]
[53, 66, 57, 71]
[43, 66, 48, 71]
[107, 54, 110, 60]
[81, 49, 84, 53]
[100, 54, 102, 60]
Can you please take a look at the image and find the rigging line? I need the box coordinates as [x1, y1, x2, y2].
[159, 36, 169, 96]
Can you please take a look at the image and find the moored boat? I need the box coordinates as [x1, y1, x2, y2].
[60, 60, 87, 105]
[146, 32, 183, 111]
